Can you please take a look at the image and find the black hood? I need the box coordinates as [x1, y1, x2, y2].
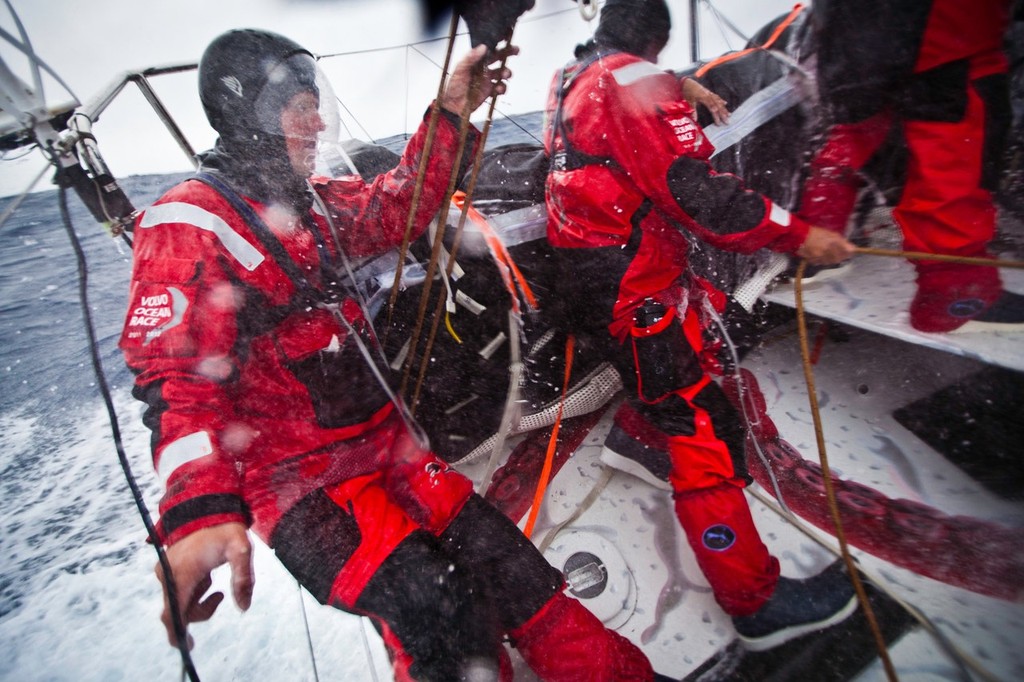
[197, 28, 320, 209]
[594, 0, 671, 58]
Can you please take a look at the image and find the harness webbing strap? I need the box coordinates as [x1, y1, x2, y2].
[549, 50, 621, 174]
[193, 173, 328, 302]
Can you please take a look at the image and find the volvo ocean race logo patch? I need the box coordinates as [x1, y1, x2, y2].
[660, 102, 707, 156]
[702, 524, 736, 551]
[124, 286, 188, 346]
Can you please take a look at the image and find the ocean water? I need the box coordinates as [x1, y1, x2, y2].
[0, 176, 393, 681]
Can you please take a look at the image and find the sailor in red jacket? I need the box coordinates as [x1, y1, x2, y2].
[544, 0, 857, 652]
[121, 28, 653, 681]
[799, 0, 1022, 332]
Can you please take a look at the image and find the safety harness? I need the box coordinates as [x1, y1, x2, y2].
[548, 49, 623, 174]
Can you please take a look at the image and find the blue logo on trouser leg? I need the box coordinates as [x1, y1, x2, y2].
[702, 524, 736, 551]
[948, 298, 985, 319]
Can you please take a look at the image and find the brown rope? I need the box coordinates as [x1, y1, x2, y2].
[855, 246, 1024, 270]
[409, 43, 517, 412]
[382, 13, 460, 339]
[398, 69, 480, 406]
[793, 260, 899, 682]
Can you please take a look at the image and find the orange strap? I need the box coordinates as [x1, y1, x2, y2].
[523, 334, 575, 539]
[695, 4, 805, 78]
[451, 191, 540, 315]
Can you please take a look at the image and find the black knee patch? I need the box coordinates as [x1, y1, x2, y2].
[692, 382, 751, 483]
[356, 530, 498, 681]
[270, 488, 360, 604]
[973, 73, 1012, 191]
[441, 495, 563, 631]
[902, 59, 969, 123]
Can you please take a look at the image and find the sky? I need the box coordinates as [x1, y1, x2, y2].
[0, 0, 791, 198]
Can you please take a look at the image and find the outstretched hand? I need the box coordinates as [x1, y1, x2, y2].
[440, 43, 519, 116]
[796, 226, 856, 266]
[682, 77, 730, 126]
[156, 522, 253, 649]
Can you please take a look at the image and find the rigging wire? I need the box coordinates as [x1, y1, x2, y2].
[295, 583, 321, 682]
[405, 42, 545, 146]
[704, 301, 791, 508]
[0, 0, 80, 106]
[0, 164, 48, 231]
[318, 6, 581, 156]
[358, 617, 383, 682]
[56, 184, 201, 682]
[701, 0, 751, 49]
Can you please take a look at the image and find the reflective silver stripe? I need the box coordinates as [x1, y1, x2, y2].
[705, 75, 803, 158]
[139, 202, 265, 271]
[157, 431, 214, 484]
[769, 202, 791, 227]
[488, 204, 548, 246]
[612, 60, 662, 87]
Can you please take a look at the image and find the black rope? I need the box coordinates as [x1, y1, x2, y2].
[57, 185, 201, 682]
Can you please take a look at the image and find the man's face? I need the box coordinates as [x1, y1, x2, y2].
[280, 91, 325, 177]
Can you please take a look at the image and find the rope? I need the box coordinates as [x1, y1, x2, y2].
[402, 70, 483, 410]
[793, 260, 898, 682]
[451, 190, 540, 315]
[476, 309, 525, 496]
[537, 467, 613, 554]
[746, 487, 989, 682]
[383, 12, 460, 337]
[523, 334, 576, 539]
[406, 31, 520, 412]
[854, 245, 1024, 270]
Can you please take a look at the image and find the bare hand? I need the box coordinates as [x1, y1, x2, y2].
[796, 226, 856, 266]
[682, 77, 730, 126]
[156, 522, 253, 648]
[440, 43, 519, 116]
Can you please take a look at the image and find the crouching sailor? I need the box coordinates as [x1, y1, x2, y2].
[120, 27, 655, 681]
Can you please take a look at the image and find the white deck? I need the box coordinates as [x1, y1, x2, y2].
[456, 315, 1024, 680]
[763, 219, 1024, 373]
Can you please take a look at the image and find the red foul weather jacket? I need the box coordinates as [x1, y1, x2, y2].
[120, 107, 475, 548]
[544, 49, 810, 340]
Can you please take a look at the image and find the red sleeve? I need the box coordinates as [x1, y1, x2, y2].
[120, 190, 250, 545]
[313, 103, 481, 258]
[594, 60, 808, 254]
